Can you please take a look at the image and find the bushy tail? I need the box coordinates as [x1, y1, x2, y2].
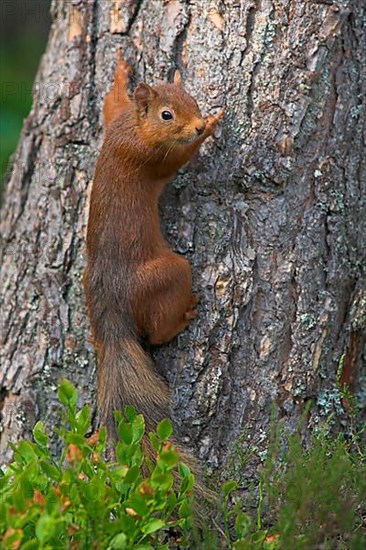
[97, 332, 208, 495]
[98, 336, 170, 437]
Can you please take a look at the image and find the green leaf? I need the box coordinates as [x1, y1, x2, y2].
[16, 440, 38, 463]
[124, 466, 140, 485]
[151, 472, 174, 491]
[76, 405, 91, 434]
[118, 422, 133, 445]
[81, 459, 95, 479]
[166, 491, 177, 514]
[110, 466, 129, 483]
[58, 379, 78, 407]
[20, 541, 39, 550]
[132, 415, 145, 444]
[180, 473, 194, 495]
[158, 449, 179, 469]
[115, 441, 128, 464]
[141, 518, 165, 535]
[40, 461, 61, 481]
[96, 426, 107, 452]
[124, 405, 137, 422]
[109, 533, 127, 549]
[114, 410, 123, 425]
[35, 514, 56, 542]
[157, 418, 173, 441]
[149, 432, 160, 452]
[178, 499, 192, 519]
[178, 463, 191, 479]
[33, 421, 49, 447]
[45, 486, 59, 513]
[222, 480, 238, 497]
[64, 432, 86, 446]
[124, 496, 149, 516]
[235, 511, 251, 539]
[81, 477, 105, 502]
[251, 530, 267, 544]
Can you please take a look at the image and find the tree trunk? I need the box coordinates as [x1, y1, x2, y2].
[1, 0, 365, 477]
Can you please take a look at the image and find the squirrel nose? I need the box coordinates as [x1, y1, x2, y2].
[195, 124, 205, 136]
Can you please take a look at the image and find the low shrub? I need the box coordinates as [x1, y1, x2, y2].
[1, 380, 365, 549]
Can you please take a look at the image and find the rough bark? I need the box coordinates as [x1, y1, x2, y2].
[1, 0, 365, 479]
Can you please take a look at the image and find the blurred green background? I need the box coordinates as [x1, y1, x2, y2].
[0, 0, 51, 193]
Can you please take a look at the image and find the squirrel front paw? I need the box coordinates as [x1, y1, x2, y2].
[205, 109, 224, 135]
[115, 50, 132, 81]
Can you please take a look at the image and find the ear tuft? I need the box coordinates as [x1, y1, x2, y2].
[173, 70, 183, 87]
[134, 83, 157, 112]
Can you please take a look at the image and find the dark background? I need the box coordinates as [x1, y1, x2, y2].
[0, 0, 51, 191]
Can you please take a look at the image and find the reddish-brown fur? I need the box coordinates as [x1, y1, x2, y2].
[83, 52, 223, 476]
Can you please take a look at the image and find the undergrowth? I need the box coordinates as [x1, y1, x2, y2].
[1, 380, 365, 549]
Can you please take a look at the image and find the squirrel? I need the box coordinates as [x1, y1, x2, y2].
[83, 51, 223, 477]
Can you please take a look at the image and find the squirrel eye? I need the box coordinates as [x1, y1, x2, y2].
[161, 110, 173, 121]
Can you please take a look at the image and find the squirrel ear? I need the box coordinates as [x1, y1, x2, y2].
[134, 83, 157, 113]
[173, 70, 183, 87]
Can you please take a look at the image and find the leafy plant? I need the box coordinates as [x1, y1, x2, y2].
[262, 426, 366, 549]
[0, 379, 195, 549]
[1, 380, 365, 549]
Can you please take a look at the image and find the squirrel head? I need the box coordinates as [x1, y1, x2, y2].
[133, 78, 206, 148]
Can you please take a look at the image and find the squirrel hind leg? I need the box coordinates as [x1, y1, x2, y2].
[148, 317, 190, 346]
[133, 256, 196, 345]
[103, 51, 132, 128]
[144, 293, 198, 345]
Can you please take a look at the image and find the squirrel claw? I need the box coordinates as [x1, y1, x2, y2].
[215, 108, 225, 122]
[205, 109, 224, 134]
[117, 50, 132, 75]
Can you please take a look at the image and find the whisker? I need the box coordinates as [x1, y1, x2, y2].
[161, 140, 178, 166]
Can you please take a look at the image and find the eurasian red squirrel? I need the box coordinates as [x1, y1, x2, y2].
[83, 51, 223, 471]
